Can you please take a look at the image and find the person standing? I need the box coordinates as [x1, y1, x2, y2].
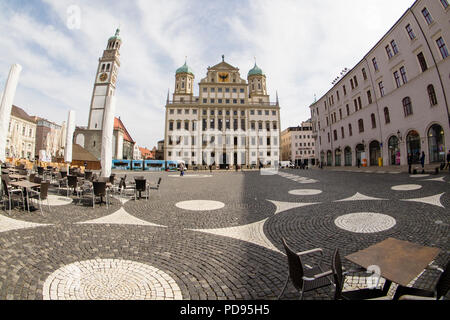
[180, 162, 185, 177]
[420, 151, 425, 171]
[446, 150, 450, 171]
[408, 153, 413, 174]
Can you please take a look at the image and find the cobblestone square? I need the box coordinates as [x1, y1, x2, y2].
[0, 168, 448, 300]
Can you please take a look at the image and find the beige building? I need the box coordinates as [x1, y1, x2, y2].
[310, 0, 450, 167]
[33, 117, 65, 160]
[164, 56, 281, 168]
[6, 105, 36, 160]
[281, 120, 316, 166]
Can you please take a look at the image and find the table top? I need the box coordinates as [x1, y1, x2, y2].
[9, 174, 28, 180]
[10, 180, 41, 189]
[345, 238, 441, 287]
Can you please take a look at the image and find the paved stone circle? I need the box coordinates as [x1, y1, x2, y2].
[288, 189, 323, 196]
[334, 212, 397, 233]
[45, 195, 73, 206]
[42, 259, 183, 300]
[391, 184, 422, 191]
[175, 200, 225, 211]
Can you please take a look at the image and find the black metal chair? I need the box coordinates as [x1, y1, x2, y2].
[60, 170, 68, 179]
[84, 171, 93, 181]
[37, 166, 44, 177]
[393, 260, 450, 300]
[134, 178, 149, 201]
[278, 238, 334, 300]
[27, 182, 51, 216]
[331, 249, 390, 300]
[149, 177, 162, 197]
[67, 175, 83, 201]
[1, 175, 25, 215]
[91, 181, 109, 209]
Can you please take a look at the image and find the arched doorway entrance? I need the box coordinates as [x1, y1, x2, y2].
[406, 130, 421, 164]
[388, 136, 400, 165]
[428, 124, 445, 163]
[327, 151, 332, 166]
[369, 141, 381, 166]
[356, 144, 365, 166]
[344, 147, 352, 166]
[335, 149, 342, 166]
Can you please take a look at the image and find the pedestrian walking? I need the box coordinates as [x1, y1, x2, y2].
[445, 150, 450, 171]
[407, 153, 412, 174]
[420, 151, 425, 171]
[180, 163, 185, 177]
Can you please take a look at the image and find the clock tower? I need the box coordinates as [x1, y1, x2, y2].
[87, 28, 122, 131]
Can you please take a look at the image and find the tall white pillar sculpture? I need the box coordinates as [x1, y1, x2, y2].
[0, 64, 22, 162]
[101, 96, 116, 178]
[64, 110, 76, 166]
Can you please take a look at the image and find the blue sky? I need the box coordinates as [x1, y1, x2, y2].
[0, 0, 416, 149]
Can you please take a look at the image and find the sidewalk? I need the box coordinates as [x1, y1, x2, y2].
[315, 163, 450, 175]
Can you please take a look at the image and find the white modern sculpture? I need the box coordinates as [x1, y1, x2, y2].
[64, 110, 76, 165]
[0, 64, 22, 162]
[101, 96, 116, 178]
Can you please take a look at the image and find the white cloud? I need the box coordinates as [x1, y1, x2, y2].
[0, 0, 416, 148]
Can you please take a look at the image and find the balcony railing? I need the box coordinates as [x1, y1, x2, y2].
[167, 101, 279, 107]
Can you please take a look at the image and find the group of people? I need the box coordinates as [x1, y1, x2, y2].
[408, 150, 450, 174]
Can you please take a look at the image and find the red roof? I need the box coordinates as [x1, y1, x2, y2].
[114, 117, 134, 143]
[139, 147, 155, 159]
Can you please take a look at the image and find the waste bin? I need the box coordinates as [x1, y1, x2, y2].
[378, 157, 383, 167]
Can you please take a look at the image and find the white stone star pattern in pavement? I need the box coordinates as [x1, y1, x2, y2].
[0, 214, 51, 233]
[401, 193, 446, 208]
[77, 207, 167, 228]
[335, 193, 387, 202]
[188, 218, 283, 255]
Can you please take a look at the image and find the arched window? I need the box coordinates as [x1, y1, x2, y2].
[371, 113, 376, 129]
[427, 84, 437, 106]
[403, 97, 413, 116]
[384, 107, 391, 124]
[358, 119, 364, 133]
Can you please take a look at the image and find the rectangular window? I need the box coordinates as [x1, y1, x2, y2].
[358, 119, 364, 133]
[353, 76, 358, 87]
[391, 40, 399, 55]
[379, 82, 385, 97]
[372, 58, 379, 71]
[362, 68, 367, 81]
[169, 109, 174, 115]
[341, 127, 345, 139]
[218, 88, 222, 93]
[349, 124, 353, 136]
[436, 37, 449, 59]
[225, 88, 230, 93]
[394, 71, 401, 88]
[346, 104, 350, 116]
[203, 99, 207, 103]
[417, 52, 428, 71]
[386, 45, 393, 59]
[169, 122, 174, 131]
[367, 90, 373, 104]
[405, 24, 416, 40]
[422, 8, 433, 25]
[350, 79, 354, 90]
[210, 99, 215, 104]
[357, 97, 362, 110]
[400, 66, 407, 84]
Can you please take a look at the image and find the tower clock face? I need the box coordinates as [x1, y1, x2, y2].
[99, 73, 108, 82]
[218, 72, 229, 83]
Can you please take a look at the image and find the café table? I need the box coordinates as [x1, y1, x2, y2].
[9, 174, 28, 181]
[345, 238, 441, 293]
[9, 180, 41, 211]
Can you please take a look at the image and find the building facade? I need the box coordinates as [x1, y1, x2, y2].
[164, 57, 281, 168]
[33, 117, 65, 160]
[310, 0, 450, 167]
[281, 120, 316, 166]
[6, 106, 36, 160]
[74, 28, 136, 160]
